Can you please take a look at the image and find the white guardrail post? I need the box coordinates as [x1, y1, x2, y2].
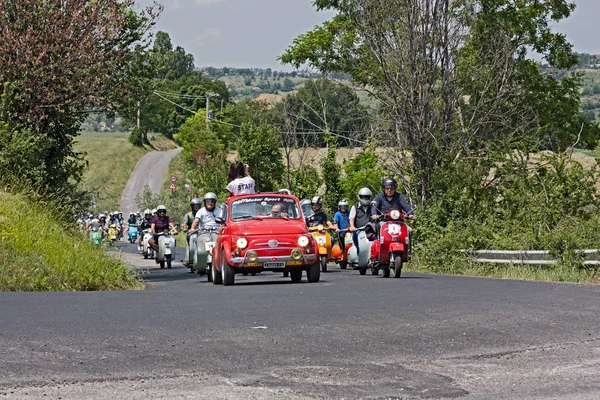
[462, 250, 600, 266]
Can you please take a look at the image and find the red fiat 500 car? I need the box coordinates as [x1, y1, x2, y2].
[211, 193, 320, 285]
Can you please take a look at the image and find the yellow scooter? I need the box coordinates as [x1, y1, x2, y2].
[107, 223, 119, 246]
[308, 224, 334, 272]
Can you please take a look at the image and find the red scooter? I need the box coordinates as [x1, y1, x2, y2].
[369, 209, 412, 278]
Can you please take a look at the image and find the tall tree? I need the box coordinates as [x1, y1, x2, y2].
[0, 0, 161, 198]
[281, 0, 598, 201]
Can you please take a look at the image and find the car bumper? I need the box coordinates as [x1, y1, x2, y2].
[229, 254, 317, 268]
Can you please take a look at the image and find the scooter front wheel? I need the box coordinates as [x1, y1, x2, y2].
[320, 256, 328, 272]
[393, 254, 402, 278]
[166, 254, 172, 269]
[358, 267, 367, 275]
[339, 261, 347, 270]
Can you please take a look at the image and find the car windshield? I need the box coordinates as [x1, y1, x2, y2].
[230, 196, 301, 220]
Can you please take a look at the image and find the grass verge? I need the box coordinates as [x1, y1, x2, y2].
[75, 131, 177, 212]
[0, 191, 144, 291]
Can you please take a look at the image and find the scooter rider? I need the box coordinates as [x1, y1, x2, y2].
[306, 196, 335, 229]
[190, 193, 220, 232]
[183, 198, 202, 236]
[348, 187, 373, 254]
[333, 199, 350, 245]
[371, 178, 415, 255]
[137, 209, 153, 252]
[149, 205, 178, 253]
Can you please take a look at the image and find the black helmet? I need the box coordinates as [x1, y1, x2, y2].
[381, 177, 397, 190]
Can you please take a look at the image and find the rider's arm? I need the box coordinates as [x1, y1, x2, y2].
[150, 223, 156, 235]
[371, 195, 382, 219]
[349, 206, 357, 231]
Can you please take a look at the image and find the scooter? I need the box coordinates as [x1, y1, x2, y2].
[193, 226, 219, 280]
[369, 209, 411, 278]
[332, 231, 353, 269]
[141, 229, 154, 259]
[107, 223, 119, 246]
[128, 225, 139, 243]
[89, 227, 103, 246]
[183, 230, 198, 269]
[347, 226, 374, 275]
[155, 230, 176, 269]
[308, 225, 334, 272]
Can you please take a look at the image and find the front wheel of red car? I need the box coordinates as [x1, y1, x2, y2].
[212, 260, 222, 285]
[222, 255, 235, 286]
[306, 262, 320, 283]
[290, 269, 302, 282]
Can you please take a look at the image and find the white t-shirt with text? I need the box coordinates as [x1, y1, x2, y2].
[226, 176, 255, 196]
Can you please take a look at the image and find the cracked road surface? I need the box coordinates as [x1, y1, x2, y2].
[0, 243, 598, 399]
[119, 147, 182, 216]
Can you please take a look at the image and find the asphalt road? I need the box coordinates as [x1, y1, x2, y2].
[1, 242, 599, 399]
[119, 147, 182, 217]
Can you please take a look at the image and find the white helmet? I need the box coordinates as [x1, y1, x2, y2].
[338, 199, 349, 210]
[203, 192, 218, 202]
[98, 213, 106, 219]
[156, 205, 167, 212]
[358, 187, 372, 206]
[152, 208, 157, 214]
[144, 209, 152, 215]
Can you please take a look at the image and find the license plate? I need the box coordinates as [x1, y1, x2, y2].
[316, 236, 326, 245]
[264, 262, 285, 268]
[388, 224, 401, 234]
[285, 260, 303, 266]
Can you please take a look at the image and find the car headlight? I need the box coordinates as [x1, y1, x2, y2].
[247, 250, 258, 262]
[236, 237, 248, 249]
[390, 210, 401, 220]
[298, 236, 309, 247]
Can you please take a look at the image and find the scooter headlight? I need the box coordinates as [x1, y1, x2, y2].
[298, 236, 309, 247]
[247, 250, 258, 262]
[390, 210, 401, 220]
[236, 237, 248, 249]
[317, 224, 324, 232]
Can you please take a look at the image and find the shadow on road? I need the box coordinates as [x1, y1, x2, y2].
[137, 266, 202, 284]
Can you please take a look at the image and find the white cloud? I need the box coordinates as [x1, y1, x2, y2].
[195, 0, 227, 7]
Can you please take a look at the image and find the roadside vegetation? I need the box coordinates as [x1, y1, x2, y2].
[2, 0, 600, 290]
[0, 191, 143, 291]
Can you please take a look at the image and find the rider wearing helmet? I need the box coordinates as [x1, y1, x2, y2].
[137, 209, 153, 252]
[305, 196, 335, 229]
[149, 205, 178, 252]
[371, 178, 415, 256]
[333, 199, 350, 245]
[127, 212, 137, 227]
[349, 187, 374, 254]
[190, 193, 220, 231]
[183, 198, 202, 234]
[371, 178, 413, 219]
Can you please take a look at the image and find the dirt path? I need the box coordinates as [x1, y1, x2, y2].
[119, 147, 182, 216]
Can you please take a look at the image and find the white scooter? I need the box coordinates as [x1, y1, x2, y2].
[193, 226, 219, 281]
[142, 229, 155, 260]
[155, 230, 176, 269]
[347, 226, 374, 275]
[184, 230, 198, 270]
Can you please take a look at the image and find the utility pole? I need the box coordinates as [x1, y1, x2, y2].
[205, 94, 210, 131]
[205, 92, 219, 131]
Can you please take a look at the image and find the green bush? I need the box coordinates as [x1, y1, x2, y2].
[0, 191, 143, 291]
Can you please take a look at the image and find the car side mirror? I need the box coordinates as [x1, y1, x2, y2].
[215, 217, 225, 224]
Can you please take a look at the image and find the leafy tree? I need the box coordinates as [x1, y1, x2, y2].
[290, 166, 322, 201]
[0, 0, 160, 199]
[320, 131, 343, 214]
[274, 78, 370, 147]
[282, 78, 295, 92]
[341, 144, 389, 204]
[237, 123, 284, 192]
[280, 0, 599, 201]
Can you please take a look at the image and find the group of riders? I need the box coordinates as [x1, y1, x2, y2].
[79, 158, 415, 260]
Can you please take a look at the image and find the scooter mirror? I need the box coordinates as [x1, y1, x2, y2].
[215, 217, 225, 224]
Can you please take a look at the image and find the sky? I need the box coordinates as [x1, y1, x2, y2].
[137, 0, 599, 71]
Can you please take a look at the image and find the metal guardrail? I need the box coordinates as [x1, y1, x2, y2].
[463, 249, 600, 266]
